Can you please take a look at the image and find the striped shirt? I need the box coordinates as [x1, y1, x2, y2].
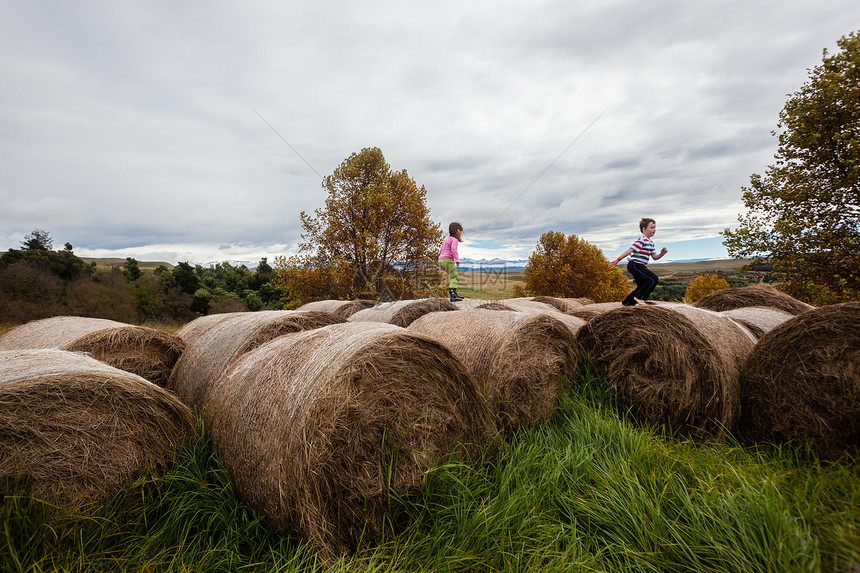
[627, 235, 655, 265]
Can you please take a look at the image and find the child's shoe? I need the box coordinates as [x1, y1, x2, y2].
[449, 289, 464, 302]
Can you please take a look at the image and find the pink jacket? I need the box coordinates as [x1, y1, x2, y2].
[439, 236, 459, 263]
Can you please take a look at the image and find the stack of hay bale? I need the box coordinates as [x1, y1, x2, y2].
[0, 316, 185, 387]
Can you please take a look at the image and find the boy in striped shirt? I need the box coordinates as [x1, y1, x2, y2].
[610, 218, 668, 306]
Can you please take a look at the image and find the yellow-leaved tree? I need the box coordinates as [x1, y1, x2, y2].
[522, 231, 628, 302]
[683, 273, 730, 303]
[275, 148, 443, 307]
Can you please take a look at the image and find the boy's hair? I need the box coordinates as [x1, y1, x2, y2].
[449, 221, 463, 236]
[639, 217, 655, 232]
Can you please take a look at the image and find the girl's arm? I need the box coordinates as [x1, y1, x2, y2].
[609, 248, 633, 268]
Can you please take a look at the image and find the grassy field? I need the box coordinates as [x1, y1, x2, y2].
[2, 368, 857, 572]
[457, 268, 525, 299]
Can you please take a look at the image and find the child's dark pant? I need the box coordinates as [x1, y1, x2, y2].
[622, 261, 659, 306]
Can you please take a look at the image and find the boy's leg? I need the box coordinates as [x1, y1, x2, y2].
[639, 265, 659, 300]
[626, 262, 657, 305]
[622, 262, 642, 306]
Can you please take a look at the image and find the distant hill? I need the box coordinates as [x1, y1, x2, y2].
[80, 258, 174, 270]
[647, 258, 753, 278]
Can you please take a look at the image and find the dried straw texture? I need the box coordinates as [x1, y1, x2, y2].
[347, 298, 457, 327]
[452, 298, 487, 310]
[531, 296, 585, 312]
[551, 313, 588, 337]
[0, 349, 195, 507]
[408, 309, 579, 432]
[297, 299, 377, 319]
[739, 302, 860, 459]
[575, 305, 756, 439]
[693, 283, 815, 315]
[719, 306, 795, 339]
[566, 301, 623, 320]
[0, 316, 185, 387]
[204, 322, 494, 560]
[176, 312, 245, 346]
[476, 298, 560, 314]
[168, 310, 342, 409]
[0, 316, 125, 348]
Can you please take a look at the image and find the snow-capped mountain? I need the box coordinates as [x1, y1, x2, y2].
[458, 257, 529, 270]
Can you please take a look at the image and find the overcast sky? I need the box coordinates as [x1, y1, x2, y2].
[1, 1, 856, 266]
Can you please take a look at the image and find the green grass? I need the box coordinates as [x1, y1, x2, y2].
[2, 371, 857, 572]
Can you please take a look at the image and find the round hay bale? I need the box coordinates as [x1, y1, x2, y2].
[719, 306, 795, 339]
[168, 310, 342, 409]
[693, 283, 814, 315]
[530, 296, 574, 312]
[297, 299, 377, 319]
[475, 301, 514, 310]
[408, 309, 579, 432]
[347, 298, 457, 327]
[204, 322, 494, 560]
[566, 301, 623, 320]
[477, 298, 560, 314]
[739, 302, 860, 459]
[0, 316, 125, 348]
[176, 312, 246, 346]
[551, 313, 588, 338]
[0, 316, 184, 387]
[452, 297, 486, 310]
[575, 305, 756, 439]
[0, 349, 195, 507]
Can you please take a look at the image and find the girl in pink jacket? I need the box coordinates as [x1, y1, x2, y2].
[439, 222, 464, 301]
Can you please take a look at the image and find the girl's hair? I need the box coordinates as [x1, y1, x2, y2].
[449, 221, 463, 236]
[639, 217, 655, 232]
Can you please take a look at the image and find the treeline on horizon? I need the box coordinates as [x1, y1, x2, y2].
[0, 231, 285, 326]
[1, 228, 776, 327]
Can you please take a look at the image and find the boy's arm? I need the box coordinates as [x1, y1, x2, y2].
[652, 247, 668, 260]
[609, 248, 633, 268]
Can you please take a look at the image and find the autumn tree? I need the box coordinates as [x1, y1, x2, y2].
[276, 147, 443, 306]
[722, 31, 860, 305]
[683, 273, 730, 303]
[521, 231, 628, 302]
